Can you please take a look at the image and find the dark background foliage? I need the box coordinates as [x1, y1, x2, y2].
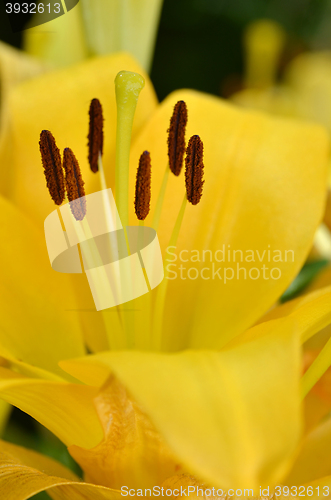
[1, 0, 331, 99]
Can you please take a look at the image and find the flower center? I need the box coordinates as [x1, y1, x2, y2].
[39, 70, 205, 352]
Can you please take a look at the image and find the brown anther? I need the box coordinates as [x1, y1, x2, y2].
[39, 130, 65, 205]
[135, 151, 151, 220]
[63, 148, 86, 221]
[185, 135, 204, 205]
[88, 98, 104, 173]
[167, 100, 188, 176]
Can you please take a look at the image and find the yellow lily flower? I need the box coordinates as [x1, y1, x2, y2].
[233, 42, 331, 133]
[0, 52, 330, 497]
[1, 286, 331, 497]
[231, 19, 293, 117]
[243, 19, 286, 90]
[231, 20, 331, 259]
[231, 21, 331, 180]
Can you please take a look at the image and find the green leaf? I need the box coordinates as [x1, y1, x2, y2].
[281, 259, 329, 303]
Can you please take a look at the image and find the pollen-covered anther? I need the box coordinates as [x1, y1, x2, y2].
[63, 148, 86, 221]
[135, 151, 151, 220]
[185, 135, 205, 205]
[88, 98, 104, 173]
[39, 130, 65, 205]
[168, 100, 188, 176]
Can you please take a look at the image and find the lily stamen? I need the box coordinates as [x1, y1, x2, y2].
[135, 151, 152, 221]
[168, 100, 188, 176]
[63, 147, 86, 221]
[88, 98, 104, 174]
[88, 98, 109, 192]
[39, 130, 65, 206]
[185, 135, 204, 205]
[152, 100, 188, 231]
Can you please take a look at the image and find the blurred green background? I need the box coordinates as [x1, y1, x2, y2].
[1, 0, 331, 100]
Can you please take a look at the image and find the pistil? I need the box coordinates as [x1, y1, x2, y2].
[114, 71, 145, 228]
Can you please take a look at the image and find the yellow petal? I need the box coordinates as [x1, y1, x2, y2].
[0, 438, 78, 480]
[0, 439, 122, 500]
[257, 287, 331, 325]
[285, 416, 331, 485]
[300, 266, 331, 354]
[231, 86, 298, 117]
[266, 287, 331, 343]
[0, 367, 103, 448]
[23, 3, 88, 68]
[0, 43, 47, 197]
[61, 322, 301, 490]
[0, 195, 85, 375]
[248, 287, 331, 432]
[69, 375, 178, 489]
[0, 42, 47, 104]
[250, 286, 331, 345]
[129, 89, 329, 349]
[302, 351, 331, 434]
[303, 389, 331, 434]
[0, 354, 64, 382]
[80, 0, 164, 72]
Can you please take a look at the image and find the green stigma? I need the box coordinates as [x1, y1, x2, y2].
[115, 70, 145, 227]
